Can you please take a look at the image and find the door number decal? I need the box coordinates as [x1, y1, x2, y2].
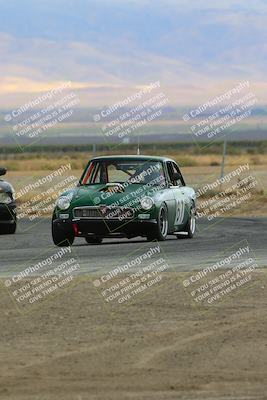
[175, 200, 185, 225]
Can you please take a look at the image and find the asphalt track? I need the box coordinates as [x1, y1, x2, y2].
[0, 217, 266, 278]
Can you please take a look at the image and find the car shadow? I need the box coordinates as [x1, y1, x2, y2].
[73, 234, 188, 246]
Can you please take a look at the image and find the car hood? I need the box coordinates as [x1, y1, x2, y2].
[66, 183, 164, 208]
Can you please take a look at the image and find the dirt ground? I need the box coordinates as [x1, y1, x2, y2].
[0, 270, 266, 400]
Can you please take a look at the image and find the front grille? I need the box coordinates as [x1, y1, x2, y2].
[73, 206, 134, 220]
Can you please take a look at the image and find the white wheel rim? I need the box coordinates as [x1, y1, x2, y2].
[160, 209, 168, 237]
[190, 212, 196, 234]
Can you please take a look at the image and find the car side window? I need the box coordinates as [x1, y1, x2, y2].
[172, 162, 185, 186]
[166, 162, 174, 185]
[166, 161, 185, 187]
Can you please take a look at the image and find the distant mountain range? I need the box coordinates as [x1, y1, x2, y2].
[1, 130, 267, 147]
[1, 105, 267, 147]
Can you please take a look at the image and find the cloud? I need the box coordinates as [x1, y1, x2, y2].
[0, 0, 267, 107]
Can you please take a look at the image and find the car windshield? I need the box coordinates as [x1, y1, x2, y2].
[80, 159, 166, 186]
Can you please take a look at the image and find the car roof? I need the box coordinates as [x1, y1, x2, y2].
[91, 155, 175, 163]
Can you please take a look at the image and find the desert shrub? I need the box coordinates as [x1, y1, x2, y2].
[210, 161, 220, 166]
[250, 156, 261, 165]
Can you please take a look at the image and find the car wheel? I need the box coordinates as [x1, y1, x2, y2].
[52, 222, 75, 247]
[147, 204, 168, 241]
[185, 206, 196, 238]
[85, 237, 103, 244]
[0, 221, 17, 235]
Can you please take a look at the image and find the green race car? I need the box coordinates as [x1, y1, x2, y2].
[52, 155, 196, 246]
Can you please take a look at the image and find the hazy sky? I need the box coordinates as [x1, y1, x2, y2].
[0, 0, 267, 107]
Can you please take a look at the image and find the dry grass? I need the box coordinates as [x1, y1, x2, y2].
[1, 152, 266, 217]
[1, 152, 267, 171]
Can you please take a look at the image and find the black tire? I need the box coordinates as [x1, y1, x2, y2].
[147, 204, 168, 241]
[52, 222, 74, 247]
[184, 206, 196, 239]
[0, 221, 17, 235]
[85, 237, 103, 244]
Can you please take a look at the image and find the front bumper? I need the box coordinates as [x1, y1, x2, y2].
[0, 203, 16, 224]
[53, 217, 157, 238]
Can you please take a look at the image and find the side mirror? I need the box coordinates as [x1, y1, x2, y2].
[0, 167, 7, 176]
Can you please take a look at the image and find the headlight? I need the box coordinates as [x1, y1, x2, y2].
[140, 196, 154, 211]
[56, 195, 72, 210]
[0, 192, 12, 204]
